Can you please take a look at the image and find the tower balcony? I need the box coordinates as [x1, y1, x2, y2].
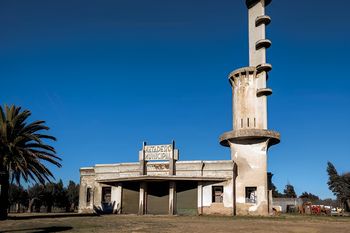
[256, 63, 272, 73]
[257, 88, 272, 97]
[256, 15, 271, 27]
[256, 39, 271, 50]
[219, 129, 280, 148]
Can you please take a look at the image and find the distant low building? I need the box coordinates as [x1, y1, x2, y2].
[272, 198, 303, 213]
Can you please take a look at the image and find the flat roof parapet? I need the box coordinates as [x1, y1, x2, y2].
[97, 175, 230, 184]
[229, 66, 256, 79]
[80, 167, 94, 170]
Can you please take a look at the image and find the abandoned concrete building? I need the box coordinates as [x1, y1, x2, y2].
[79, 0, 280, 216]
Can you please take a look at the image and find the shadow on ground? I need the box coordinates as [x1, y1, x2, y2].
[7, 213, 98, 220]
[1, 226, 73, 233]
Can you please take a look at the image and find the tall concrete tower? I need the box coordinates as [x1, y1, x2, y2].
[220, 0, 280, 215]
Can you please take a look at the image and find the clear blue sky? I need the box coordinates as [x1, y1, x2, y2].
[1, 0, 349, 199]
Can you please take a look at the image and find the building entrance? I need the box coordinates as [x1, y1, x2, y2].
[147, 181, 169, 214]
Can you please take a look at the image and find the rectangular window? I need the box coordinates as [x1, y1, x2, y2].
[245, 187, 257, 204]
[102, 187, 112, 203]
[86, 187, 91, 203]
[212, 186, 223, 203]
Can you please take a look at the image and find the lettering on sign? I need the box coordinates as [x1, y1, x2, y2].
[150, 164, 169, 170]
[144, 144, 172, 161]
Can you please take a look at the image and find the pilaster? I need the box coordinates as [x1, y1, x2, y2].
[169, 181, 176, 215]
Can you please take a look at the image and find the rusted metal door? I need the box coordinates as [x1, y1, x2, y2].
[122, 182, 139, 214]
[177, 181, 198, 215]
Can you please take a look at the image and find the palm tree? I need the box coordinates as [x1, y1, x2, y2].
[0, 105, 61, 220]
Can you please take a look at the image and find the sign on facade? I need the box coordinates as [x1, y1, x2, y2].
[139, 142, 179, 161]
[144, 144, 173, 161]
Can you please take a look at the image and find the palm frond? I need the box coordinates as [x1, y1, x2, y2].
[0, 104, 61, 185]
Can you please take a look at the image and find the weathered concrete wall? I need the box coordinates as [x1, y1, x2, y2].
[78, 167, 95, 213]
[202, 203, 233, 216]
[94, 163, 139, 181]
[229, 140, 269, 215]
[197, 180, 234, 216]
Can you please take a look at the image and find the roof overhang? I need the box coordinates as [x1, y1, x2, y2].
[97, 175, 229, 184]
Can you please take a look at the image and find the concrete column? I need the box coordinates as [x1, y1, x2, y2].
[169, 140, 176, 175]
[268, 190, 273, 214]
[169, 181, 176, 215]
[232, 162, 238, 216]
[139, 142, 147, 175]
[78, 181, 86, 213]
[198, 182, 203, 215]
[93, 183, 101, 210]
[138, 182, 147, 215]
[169, 158, 175, 175]
[144, 183, 148, 214]
[112, 184, 122, 214]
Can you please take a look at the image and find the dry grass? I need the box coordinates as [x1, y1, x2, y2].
[1, 213, 350, 233]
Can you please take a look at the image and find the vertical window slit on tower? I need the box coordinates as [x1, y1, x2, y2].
[241, 119, 243, 128]
[247, 118, 250, 127]
[254, 118, 256, 127]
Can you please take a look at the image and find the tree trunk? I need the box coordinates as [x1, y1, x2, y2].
[34, 203, 41, 213]
[346, 199, 350, 212]
[28, 198, 35, 213]
[16, 203, 20, 213]
[0, 170, 9, 220]
[46, 204, 52, 213]
[70, 203, 75, 212]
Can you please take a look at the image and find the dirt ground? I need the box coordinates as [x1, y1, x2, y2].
[1, 213, 350, 233]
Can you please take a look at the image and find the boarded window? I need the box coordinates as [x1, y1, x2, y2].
[245, 187, 257, 204]
[86, 187, 91, 203]
[102, 187, 112, 203]
[212, 186, 223, 203]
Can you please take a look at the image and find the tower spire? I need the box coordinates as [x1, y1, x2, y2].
[248, 0, 271, 67]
